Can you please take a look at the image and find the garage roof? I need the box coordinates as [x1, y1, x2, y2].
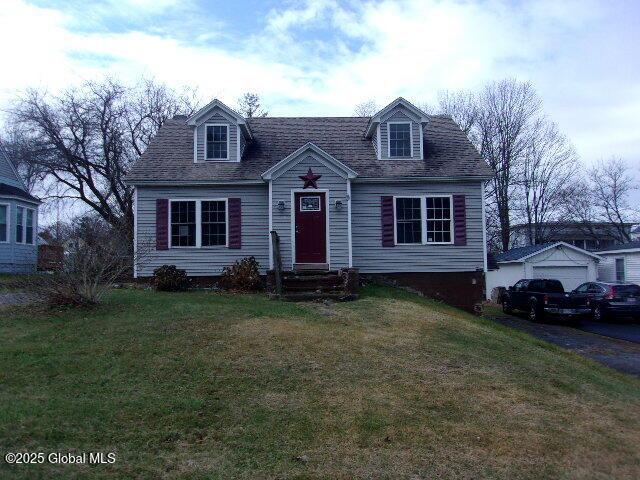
[495, 242, 602, 263]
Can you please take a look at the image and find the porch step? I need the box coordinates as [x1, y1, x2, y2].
[283, 284, 345, 293]
[279, 292, 359, 302]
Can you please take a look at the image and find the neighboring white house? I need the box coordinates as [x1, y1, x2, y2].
[486, 242, 602, 299]
[596, 241, 640, 285]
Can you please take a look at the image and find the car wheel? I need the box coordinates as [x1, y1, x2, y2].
[528, 303, 539, 322]
[593, 306, 606, 322]
[502, 300, 512, 314]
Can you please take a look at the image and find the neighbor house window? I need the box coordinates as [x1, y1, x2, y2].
[388, 122, 411, 157]
[15, 206, 23, 243]
[615, 258, 625, 281]
[395, 197, 422, 244]
[201, 200, 226, 247]
[0, 204, 8, 243]
[170, 201, 196, 247]
[26, 209, 34, 244]
[205, 125, 228, 160]
[426, 196, 452, 243]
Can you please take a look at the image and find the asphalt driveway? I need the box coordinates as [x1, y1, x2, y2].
[578, 320, 640, 343]
[488, 312, 640, 377]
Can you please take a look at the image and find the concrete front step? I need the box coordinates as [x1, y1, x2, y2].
[276, 292, 359, 302]
[283, 284, 345, 293]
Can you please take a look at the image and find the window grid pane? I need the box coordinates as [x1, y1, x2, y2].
[426, 197, 452, 243]
[206, 125, 228, 159]
[26, 209, 34, 244]
[396, 197, 422, 244]
[389, 123, 411, 157]
[201, 201, 226, 246]
[16, 207, 23, 243]
[0, 205, 6, 242]
[171, 201, 196, 247]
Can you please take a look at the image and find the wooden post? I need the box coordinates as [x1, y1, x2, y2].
[270, 231, 283, 295]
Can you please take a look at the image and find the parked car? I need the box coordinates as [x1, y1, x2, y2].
[502, 279, 590, 322]
[571, 282, 640, 321]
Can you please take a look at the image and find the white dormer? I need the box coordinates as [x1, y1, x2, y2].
[364, 97, 429, 160]
[186, 99, 253, 163]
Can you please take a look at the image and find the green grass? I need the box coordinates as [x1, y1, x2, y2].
[1, 285, 639, 479]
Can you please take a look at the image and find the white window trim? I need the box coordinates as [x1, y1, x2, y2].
[392, 195, 455, 246]
[14, 205, 36, 245]
[615, 256, 626, 282]
[424, 194, 455, 245]
[393, 195, 423, 245]
[204, 123, 230, 161]
[0, 202, 9, 244]
[299, 196, 322, 212]
[387, 121, 413, 158]
[168, 198, 229, 249]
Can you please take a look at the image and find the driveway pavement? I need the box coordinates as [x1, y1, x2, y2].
[577, 320, 640, 344]
[488, 313, 640, 377]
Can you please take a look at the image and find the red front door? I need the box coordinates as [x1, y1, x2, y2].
[294, 192, 326, 264]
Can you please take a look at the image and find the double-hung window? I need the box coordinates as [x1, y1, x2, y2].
[426, 196, 452, 243]
[170, 199, 228, 248]
[205, 125, 228, 160]
[14, 206, 35, 244]
[171, 201, 196, 247]
[395, 197, 422, 244]
[394, 195, 453, 245]
[201, 201, 227, 247]
[0, 204, 8, 243]
[615, 258, 625, 282]
[388, 122, 412, 157]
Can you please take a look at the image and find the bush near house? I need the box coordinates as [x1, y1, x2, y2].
[152, 265, 190, 292]
[218, 256, 262, 292]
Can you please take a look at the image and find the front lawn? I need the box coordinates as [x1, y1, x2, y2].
[1, 286, 639, 479]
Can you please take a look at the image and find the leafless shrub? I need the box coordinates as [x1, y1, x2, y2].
[19, 214, 151, 307]
[219, 257, 262, 292]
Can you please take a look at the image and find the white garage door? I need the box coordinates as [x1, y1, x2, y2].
[532, 266, 589, 292]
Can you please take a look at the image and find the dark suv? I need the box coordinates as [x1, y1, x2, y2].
[571, 282, 640, 321]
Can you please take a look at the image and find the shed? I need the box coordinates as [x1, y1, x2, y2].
[485, 242, 601, 299]
[596, 241, 640, 284]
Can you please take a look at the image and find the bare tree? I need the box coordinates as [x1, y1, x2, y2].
[436, 89, 479, 138]
[7, 78, 198, 235]
[477, 79, 542, 251]
[236, 92, 268, 118]
[516, 119, 579, 244]
[568, 158, 637, 243]
[353, 100, 378, 117]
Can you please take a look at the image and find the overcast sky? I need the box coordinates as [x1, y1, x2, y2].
[1, 0, 639, 204]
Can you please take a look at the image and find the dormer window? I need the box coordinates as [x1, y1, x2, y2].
[388, 122, 412, 157]
[205, 124, 229, 160]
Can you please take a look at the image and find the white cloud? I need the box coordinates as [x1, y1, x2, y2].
[0, 0, 638, 177]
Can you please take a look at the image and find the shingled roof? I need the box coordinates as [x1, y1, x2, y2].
[125, 115, 492, 183]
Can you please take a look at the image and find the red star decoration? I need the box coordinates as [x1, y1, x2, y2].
[299, 168, 322, 189]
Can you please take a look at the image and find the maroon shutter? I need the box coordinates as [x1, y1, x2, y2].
[381, 196, 395, 247]
[156, 199, 169, 250]
[453, 195, 467, 246]
[228, 198, 241, 249]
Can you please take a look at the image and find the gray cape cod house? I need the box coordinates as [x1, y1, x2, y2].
[126, 98, 492, 308]
[0, 143, 40, 273]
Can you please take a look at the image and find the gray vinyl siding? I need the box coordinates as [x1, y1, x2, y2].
[351, 181, 484, 273]
[195, 108, 239, 163]
[271, 154, 350, 269]
[379, 107, 422, 160]
[135, 185, 269, 276]
[0, 153, 23, 188]
[0, 198, 38, 274]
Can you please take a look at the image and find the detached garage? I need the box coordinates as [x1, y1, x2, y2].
[486, 242, 601, 299]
